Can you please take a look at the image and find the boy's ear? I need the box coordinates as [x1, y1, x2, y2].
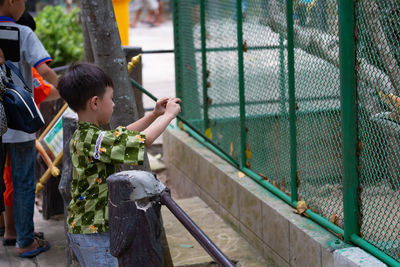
[88, 96, 99, 110]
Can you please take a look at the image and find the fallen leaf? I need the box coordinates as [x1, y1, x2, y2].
[258, 173, 269, 181]
[309, 207, 319, 214]
[272, 181, 281, 190]
[295, 200, 308, 215]
[178, 121, 184, 131]
[205, 128, 213, 140]
[245, 161, 250, 168]
[245, 143, 252, 159]
[230, 142, 234, 156]
[296, 171, 300, 188]
[180, 244, 194, 248]
[238, 171, 245, 178]
[330, 214, 339, 226]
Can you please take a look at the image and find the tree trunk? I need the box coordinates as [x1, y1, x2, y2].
[80, 12, 94, 63]
[80, 0, 139, 127]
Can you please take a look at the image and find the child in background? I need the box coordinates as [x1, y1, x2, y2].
[0, 0, 59, 257]
[0, 9, 60, 249]
[58, 62, 180, 266]
[130, 0, 159, 27]
[1, 66, 58, 246]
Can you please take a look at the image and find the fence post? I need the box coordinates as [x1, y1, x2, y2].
[279, 34, 285, 115]
[200, 0, 209, 132]
[236, 0, 247, 168]
[58, 112, 78, 267]
[107, 171, 166, 266]
[286, 0, 298, 203]
[338, 0, 358, 242]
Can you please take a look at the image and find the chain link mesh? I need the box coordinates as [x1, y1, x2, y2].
[174, 0, 400, 262]
[242, 1, 291, 194]
[356, 0, 400, 260]
[291, 0, 344, 227]
[205, 1, 242, 164]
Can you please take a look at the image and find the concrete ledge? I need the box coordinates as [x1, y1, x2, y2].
[163, 128, 386, 267]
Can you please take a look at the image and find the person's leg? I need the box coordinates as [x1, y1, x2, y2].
[145, 0, 159, 26]
[155, 0, 164, 25]
[0, 140, 6, 236]
[0, 139, 5, 217]
[7, 141, 35, 249]
[0, 214, 4, 235]
[3, 206, 16, 241]
[130, 0, 144, 27]
[3, 152, 16, 241]
[132, 8, 143, 27]
[68, 232, 117, 267]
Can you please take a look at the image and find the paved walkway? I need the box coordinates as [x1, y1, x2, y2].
[0, 209, 68, 267]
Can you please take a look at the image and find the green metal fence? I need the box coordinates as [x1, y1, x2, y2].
[172, 0, 400, 265]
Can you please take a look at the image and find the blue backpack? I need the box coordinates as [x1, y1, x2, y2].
[3, 61, 45, 134]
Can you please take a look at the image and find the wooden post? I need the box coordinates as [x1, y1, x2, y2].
[58, 112, 78, 267]
[107, 171, 166, 267]
[39, 99, 65, 219]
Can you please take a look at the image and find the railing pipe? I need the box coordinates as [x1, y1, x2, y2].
[279, 34, 286, 115]
[200, 0, 209, 132]
[236, 0, 247, 168]
[141, 49, 174, 54]
[286, 0, 298, 202]
[160, 192, 234, 267]
[198, 45, 285, 53]
[172, 0, 182, 102]
[338, 0, 359, 243]
[137, 46, 287, 54]
[351, 234, 400, 267]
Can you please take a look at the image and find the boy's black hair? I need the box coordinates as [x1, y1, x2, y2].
[16, 11, 36, 31]
[58, 62, 114, 112]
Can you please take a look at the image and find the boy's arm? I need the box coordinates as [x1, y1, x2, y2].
[43, 85, 60, 102]
[126, 98, 174, 132]
[129, 98, 181, 146]
[36, 63, 59, 87]
[140, 113, 175, 146]
[126, 112, 158, 132]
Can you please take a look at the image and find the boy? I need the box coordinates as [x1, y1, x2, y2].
[0, 0, 58, 257]
[57, 62, 180, 266]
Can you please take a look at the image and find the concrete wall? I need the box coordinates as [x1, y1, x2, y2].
[163, 128, 386, 267]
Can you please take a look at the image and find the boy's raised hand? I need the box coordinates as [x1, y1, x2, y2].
[153, 97, 169, 117]
[165, 98, 181, 118]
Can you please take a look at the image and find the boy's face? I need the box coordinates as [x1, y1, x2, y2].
[97, 86, 114, 125]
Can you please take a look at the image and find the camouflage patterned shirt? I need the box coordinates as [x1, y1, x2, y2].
[67, 121, 145, 234]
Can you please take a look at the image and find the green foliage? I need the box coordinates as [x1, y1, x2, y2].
[35, 6, 83, 67]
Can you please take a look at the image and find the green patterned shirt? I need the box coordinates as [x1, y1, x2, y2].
[67, 121, 145, 234]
